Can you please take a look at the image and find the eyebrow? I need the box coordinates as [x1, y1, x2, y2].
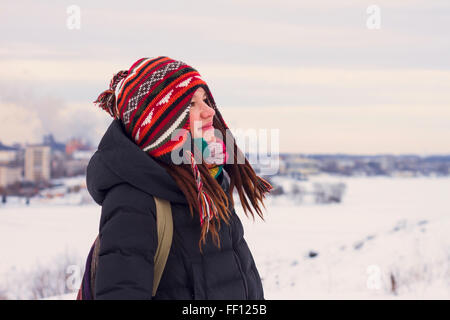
[191, 92, 207, 103]
[193, 93, 207, 99]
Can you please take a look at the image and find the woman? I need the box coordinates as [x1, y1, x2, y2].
[87, 56, 272, 299]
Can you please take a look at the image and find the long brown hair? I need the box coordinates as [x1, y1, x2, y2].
[155, 114, 273, 253]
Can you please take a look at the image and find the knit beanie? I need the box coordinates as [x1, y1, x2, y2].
[93, 56, 231, 232]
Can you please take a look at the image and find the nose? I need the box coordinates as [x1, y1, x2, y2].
[200, 101, 215, 118]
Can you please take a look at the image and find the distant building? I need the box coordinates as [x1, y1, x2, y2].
[0, 164, 22, 188]
[50, 149, 67, 179]
[24, 145, 51, 182]
[66, 138, 91, 156]
[0, 142, 19, 164]
[336, 159, 354, 170]
[64, 158, 90, 176]
[72, 149, 95, 160]
[285, 156, 320, 177]
[62, 139, 94, 176]
[278, 159, 288, 175]
[43, 134, 66, 153]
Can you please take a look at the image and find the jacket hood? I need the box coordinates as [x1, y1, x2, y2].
[86, 119, 229, 206]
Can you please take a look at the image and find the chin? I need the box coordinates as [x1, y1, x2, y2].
[205, 137, 216, 144]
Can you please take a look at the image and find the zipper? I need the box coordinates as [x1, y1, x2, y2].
[232, 248, 249, 299]
[229, 213, 249, 299]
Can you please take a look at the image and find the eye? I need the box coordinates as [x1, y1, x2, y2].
[190, 98, 210, 107]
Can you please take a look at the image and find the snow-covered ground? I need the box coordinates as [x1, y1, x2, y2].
[244, 175, 450, 299]
[0, 175, 449, 299]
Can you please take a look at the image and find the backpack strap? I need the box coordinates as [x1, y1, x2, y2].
[85, 196, 173, 299]
[152, 196, 173, 297]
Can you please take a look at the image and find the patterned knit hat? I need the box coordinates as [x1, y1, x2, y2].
[93, 56, 231, 232]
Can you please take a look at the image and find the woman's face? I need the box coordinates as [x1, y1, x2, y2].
[189, 87, 216, 143]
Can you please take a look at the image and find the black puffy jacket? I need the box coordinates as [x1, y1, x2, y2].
[86, 120, 265, 300]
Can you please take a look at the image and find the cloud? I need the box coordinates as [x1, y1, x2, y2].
[0, 0, 448, 153]
[0, 59, 124, 83]
[0, 84, 110, 146]
[2, 58, 450, 106]
[0, 101, 42, 145]
[219, 105, 450, 155]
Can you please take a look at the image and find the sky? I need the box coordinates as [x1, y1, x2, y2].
[0, 0, 449, 155]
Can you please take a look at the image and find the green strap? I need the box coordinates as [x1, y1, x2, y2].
[152, 196, 173, 297]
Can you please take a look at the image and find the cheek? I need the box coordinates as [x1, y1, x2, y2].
[190, 109, 197, 123]
[189, 110, 200, 135]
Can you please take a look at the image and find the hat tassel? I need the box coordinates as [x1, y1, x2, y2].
[185, 150, 218, 233]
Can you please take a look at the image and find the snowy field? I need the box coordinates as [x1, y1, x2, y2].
[0, 175, 449, 299]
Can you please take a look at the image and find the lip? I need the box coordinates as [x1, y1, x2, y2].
[201, 123, 213, 130]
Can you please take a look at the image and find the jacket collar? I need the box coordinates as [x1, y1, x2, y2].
[87, 120, 229, 205]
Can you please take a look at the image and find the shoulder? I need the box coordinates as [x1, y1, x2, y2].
[101, 183, 157, 222]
